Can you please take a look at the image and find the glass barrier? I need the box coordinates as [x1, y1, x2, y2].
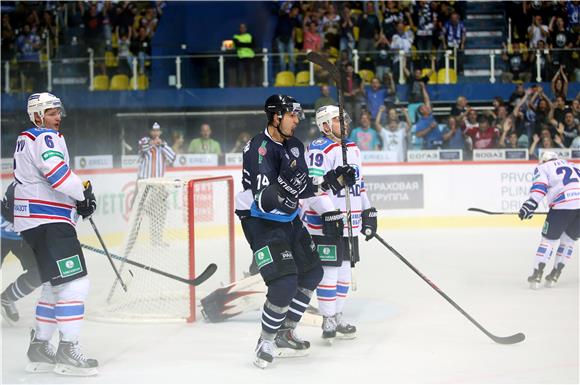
[3, 47, 579, 93]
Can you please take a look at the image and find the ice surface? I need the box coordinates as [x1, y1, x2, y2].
[2, 227, 578, 384]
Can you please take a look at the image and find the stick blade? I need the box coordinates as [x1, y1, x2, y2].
[191, 263, 218, 286]
[467, 207, 496, 215]
[305, 51, 340, 79]
[491, 332, 526, 345]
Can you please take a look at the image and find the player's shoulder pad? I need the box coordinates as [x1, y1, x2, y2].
[308, 136, 334, 151]
[20, 127, 61, 141]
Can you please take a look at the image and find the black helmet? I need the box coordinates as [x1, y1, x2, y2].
[264, 94, 305, 123]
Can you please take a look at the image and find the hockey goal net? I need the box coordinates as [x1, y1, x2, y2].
[90, 176, 235, 323]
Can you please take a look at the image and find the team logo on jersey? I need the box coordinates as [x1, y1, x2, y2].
[290, 147, 300, 158]
[56, 255, 83, 278]
[258, 140, 268, 164]
[317, 245, 337, 262]
[312, 138, 326, 146]
[254, 246, 274, 269]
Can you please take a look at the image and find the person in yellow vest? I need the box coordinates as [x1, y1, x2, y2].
[233, 23, 256, 87]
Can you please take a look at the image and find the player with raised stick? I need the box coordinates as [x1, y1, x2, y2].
[13, 92, 98, 376]
[302, 105, 377, 342]
[242, 94, 355, 368]
[518, 151, 579, 289]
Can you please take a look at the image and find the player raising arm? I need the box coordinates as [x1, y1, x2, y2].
[519, 151, 579, 289]
[302, 105, 377, 342]
[13, 93, 98, 376]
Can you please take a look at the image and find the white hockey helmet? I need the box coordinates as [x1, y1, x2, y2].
[540, 151, 558, 163]
[315, 105, 351, 133]
[27, 92, 65, 127]
[152, 122, 161, 130]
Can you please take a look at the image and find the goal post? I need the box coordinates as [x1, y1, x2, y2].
[89, 175, 235, 323]
[186, 176, 236, 322]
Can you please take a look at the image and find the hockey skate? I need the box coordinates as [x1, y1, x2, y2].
[54, 339, 98, 376]
[275, 328, 310, 358]
[1, 299, 19, 325]
[545, 263, 565, 288]
[254, 337, 275, 369]
[527, 262, 545, 290]
[322, 316, 337, 344]
[25, 329, 56, 373]
[335, 313, 357, 339]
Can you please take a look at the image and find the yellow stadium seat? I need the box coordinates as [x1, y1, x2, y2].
[105, 51, 118, 67]
[437, 68, 457, 84]
[109, 74, 130, 91]
[131, 74, 149, 90]
[92, 75, 109, 91]
[421, 68, 437, 84]
[353, 26, 359, 42]
[295, 71, 310, 86]
[358, 69, 375, 84]
[274, 71, 295, 87]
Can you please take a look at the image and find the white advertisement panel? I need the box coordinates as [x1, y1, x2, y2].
[1, 162, 546, 238]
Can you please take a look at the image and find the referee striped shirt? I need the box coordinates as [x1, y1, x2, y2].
[137, 137, 176, 179]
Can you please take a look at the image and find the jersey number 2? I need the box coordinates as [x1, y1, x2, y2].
[556, 166, 580, 185]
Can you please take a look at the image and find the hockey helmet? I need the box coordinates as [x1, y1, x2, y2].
[539, 151, 558, 164]
[315, 105, 351, 133]
[264, 94, 305, 123]
[152, 122, 161, 130]
[27, 92, 65, 127]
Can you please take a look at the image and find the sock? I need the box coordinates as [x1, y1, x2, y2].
[261, 300, 288, 340]
[554, 232, 576, 267]
[316, 265, 338, 318]
[53, 276, 89, 342]
[284, 287, 314, 327]
[1, 270, 40, 303]
[533, 237, 558, 269]
[34, 283, 57, 341]
[335, 261, 351, 314]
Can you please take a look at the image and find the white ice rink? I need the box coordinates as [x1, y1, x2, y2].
[2, 225, 579, 384]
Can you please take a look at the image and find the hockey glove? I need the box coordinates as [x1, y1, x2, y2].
[76, 180, 97, 219]
[361, 207, 378, 241]
[321, 210, 344, 238]
[518, 199, 538, 220]
[1, 182, 16, 223]
[277, 165, 308, 197]
[322, 165, 357, 194]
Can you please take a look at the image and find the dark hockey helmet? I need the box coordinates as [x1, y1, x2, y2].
[264, 94, 305, 123]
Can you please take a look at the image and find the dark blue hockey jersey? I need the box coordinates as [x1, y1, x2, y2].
[242, 128, 316, 222]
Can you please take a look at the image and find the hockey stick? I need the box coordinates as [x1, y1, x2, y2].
[370, 232, 526, 345]
[81, 243, 217, 286]
[306, 51, 356, 268]
[88, 218, 130, 292]
[467, 207, 548, 216]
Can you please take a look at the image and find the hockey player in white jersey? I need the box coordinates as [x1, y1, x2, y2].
[13, 92, 98, 376]
[519, 151, 580, 289]
[302, 105, 378, 341]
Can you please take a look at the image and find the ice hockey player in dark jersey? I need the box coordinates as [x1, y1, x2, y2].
[1, 182, 42, 325]
[243, 94, 355, 368]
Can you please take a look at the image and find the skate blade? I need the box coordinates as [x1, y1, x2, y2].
[337, 333, 357, 340]
[528, 282, 541, 290]
[25, 362, 55, 373]
[54, 364, 98, 377]
[322, 337, 335, 345]
[544, 280, 557, 288]
[253, 357, 270, 369]
[276, 347, 309, 358]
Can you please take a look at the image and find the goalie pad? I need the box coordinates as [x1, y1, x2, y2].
[200, 274, 321, 325]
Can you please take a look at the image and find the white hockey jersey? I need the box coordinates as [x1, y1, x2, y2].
[13, 127, 84, 232]
[301, 136, 371, 237]
[528, 159, 580, 210]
